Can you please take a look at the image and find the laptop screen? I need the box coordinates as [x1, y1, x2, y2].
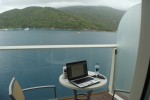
[66, 60, 88, 80]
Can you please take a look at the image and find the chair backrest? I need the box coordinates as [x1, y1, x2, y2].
[9, 77, 25, 100]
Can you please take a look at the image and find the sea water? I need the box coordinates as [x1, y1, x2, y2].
[0, 30, 116, 100]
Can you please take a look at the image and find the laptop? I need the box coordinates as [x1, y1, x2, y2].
[66, 60, 100, 88]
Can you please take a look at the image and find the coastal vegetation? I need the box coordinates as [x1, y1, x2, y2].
[0, 6, 125, 31]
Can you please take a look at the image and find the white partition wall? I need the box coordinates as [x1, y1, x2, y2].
[130, 0, 150, 99]
[114, 4, 141, 93]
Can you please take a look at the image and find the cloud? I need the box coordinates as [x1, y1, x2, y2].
[0, 0, 141, 13]
[50, 2, 85, 8]
[50, 0, 141, 10]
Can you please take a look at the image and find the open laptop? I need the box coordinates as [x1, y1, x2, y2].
[66, 60, 99, 88]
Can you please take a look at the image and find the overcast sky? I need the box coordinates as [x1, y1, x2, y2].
[0, 0, 141, 13]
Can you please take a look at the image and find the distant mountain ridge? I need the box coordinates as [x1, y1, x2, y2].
[0, 6, 125, 31]
[59, 6, 125, 31]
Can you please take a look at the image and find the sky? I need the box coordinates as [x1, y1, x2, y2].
[0, 0, 141, 13]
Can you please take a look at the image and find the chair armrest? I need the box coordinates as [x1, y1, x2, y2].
[23, 85, 55, 91]
[23, 85, 56, 98]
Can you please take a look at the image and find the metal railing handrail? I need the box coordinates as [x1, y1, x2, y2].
[0, 44, 117, 50]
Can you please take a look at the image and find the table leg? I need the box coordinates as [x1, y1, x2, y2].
[73, 90, 78, 100]
[87, 90, 93, 100]
[73, 90, 93, 100]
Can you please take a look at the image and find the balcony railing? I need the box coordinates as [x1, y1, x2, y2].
[0, 44, 117, 99]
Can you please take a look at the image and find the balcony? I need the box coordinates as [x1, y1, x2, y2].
[0, 41, 117, 100]
[0, 2, 149, 100]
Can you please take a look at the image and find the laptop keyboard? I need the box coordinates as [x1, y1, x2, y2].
[73, 77, 93, 84]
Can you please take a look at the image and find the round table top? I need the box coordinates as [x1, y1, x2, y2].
[59, 71, 107, 91]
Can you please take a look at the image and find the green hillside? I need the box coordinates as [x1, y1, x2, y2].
[59, 6, 125, 31]
[0, 6, 125, 31]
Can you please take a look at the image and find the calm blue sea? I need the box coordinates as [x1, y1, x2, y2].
[0, 30, 116, 100]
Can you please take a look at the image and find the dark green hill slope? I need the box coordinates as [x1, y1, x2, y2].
[0, 6, 125, 31]
[0, 6, 100, 31]
[59, 6, 125, 31]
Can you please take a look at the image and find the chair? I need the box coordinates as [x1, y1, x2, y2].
[9, 77, 57, 100]
[112, 89, 130, 100]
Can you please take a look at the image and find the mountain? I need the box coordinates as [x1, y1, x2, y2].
[59, 6, 125, 31]
[0, 6, 125, 31]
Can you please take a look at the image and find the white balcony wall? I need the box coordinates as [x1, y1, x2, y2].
[115, 3, 141, 93]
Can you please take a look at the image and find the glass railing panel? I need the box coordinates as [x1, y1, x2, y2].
[0, 48, 113, 99]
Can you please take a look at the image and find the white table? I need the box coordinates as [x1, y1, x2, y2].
[59, 71, 107, 100]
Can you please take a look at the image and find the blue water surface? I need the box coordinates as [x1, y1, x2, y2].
[0, 30, 116, 100]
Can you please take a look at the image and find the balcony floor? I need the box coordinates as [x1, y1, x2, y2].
[60, 92, 117, 100]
